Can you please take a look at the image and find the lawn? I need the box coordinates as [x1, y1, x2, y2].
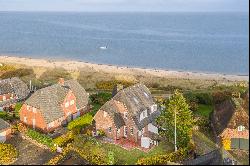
[196, 104, 213, 118]
[100, 141, 174, 165]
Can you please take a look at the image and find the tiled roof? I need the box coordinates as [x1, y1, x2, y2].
[0, 77, 30, 106]
[25, 79, 88, 124]
[0, 118, 10, 131]
[64, 80, 89, 110]
[220, 128, 249, 139]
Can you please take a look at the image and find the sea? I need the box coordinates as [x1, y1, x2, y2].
[0, 12, 249, 75]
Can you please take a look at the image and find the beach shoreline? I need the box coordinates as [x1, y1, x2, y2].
[0, 54, 249, 82]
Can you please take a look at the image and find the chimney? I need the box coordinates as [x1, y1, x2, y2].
[58, 78, 65, 86]
[112, 84, 124, 97]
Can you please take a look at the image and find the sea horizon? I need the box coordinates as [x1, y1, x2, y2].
[0, 11, 249, 75]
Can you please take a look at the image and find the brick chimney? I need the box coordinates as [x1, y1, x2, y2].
[58, 78, 65, 86]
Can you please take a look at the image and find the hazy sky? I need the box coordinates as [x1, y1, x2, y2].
[0, 0, 249, 12]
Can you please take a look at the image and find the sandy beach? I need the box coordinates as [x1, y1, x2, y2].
[0, 55, 248, 82]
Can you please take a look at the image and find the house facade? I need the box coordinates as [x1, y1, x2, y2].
[94, 83, 160, 149]
[0, 77, 30, 111]
[19, 78, 89, 133]
[0, 118, 11, 142]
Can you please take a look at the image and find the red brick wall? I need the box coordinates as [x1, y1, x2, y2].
[61, 90, 78, 118]
[0, 93, 16, 101]
[20, 104, 47, 131]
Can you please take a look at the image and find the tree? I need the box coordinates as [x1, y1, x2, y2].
[157, 90, 194, 148]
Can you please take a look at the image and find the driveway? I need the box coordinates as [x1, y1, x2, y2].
[5, 133, 56, 165]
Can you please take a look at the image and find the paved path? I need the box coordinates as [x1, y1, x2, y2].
[6, 133, 56, 165]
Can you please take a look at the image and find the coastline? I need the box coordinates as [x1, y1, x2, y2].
[0, 55, 249, 82]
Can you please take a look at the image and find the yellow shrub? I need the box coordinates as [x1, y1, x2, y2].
[222, 138, 231, 150]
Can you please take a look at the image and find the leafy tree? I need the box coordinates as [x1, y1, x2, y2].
[157, 90, 194, 148]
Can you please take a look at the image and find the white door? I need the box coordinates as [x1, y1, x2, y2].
[141, 137, 150, 149]
[0, 131, 6, 142]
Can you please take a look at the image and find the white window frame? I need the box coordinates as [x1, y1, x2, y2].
[238, 125, 245, 131]
[24, 116, 27, 123]
[2, 96, 6, 101]
[65, 102, 69, 108]
[33, 107, 37, 113]
[124, 112, 128, 119]
[130, 127, 134, 135]
[108, 127, 112, 133]
[104, 111, 107, 117]
[70, 100, 75, 105]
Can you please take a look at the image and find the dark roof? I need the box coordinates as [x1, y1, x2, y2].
[213, 98, 249, 135]
[0, 77, 30, 106]
[100, 83, 160, 130]
[100, 100, 125, 128]
[25, 79, 88, 124]
[0, 118, 10, 131]
[64, 80, 89, 110]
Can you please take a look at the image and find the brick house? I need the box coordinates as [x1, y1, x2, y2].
[0, 77, 30, 111]
[19, 79, 89, 133]
[0, 118, 11, 142]
[94, 83, 160, 149]
[212, 98, 249, 150]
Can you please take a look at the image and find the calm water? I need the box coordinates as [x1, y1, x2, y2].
[0, 12, 249, 75]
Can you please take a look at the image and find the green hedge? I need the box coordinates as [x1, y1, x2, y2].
[26, 129, 53, 148]
[52, 131, 75, 151]
[67, 113, 93, 131]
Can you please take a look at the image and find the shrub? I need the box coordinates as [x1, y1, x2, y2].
[39, 68, 72, 85]
[96, 80, 134, 90]
[0, 68, 34, 79]
[52, 131, 75, 151]
[14, 102, 23, 118]
[67, 113, 93, 131]
[97, 129, 106, 137]
[0, 143, 18, 165]
[26, 129, 53, 148]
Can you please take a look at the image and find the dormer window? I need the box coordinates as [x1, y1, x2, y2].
[133, 97, 139, 104]
[140, 110, 148, 121]
[151, 104, 157, 113]
[144, 92, 149, 98]
[238, 125, 245, 132]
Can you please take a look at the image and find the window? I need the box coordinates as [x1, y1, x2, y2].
[144, 92, 149, 98]
[48, 122, 54, 128]
[124, 126, 128, 137]
[124, 112, 128, 119]
[70, 100, 75, 105]
[65, 102, 69, 108]
[238, 125, 245, 131]
[130, 127, 134, 135]
[117, 129, 120, 135]
[151, 104, 157, 113]
[104, 111, 107, 117]
[24, 117, 27, 123]
[108, 127, 112, 133]
[33, 107, 36, 113]
[133, 97, 139, 104]
[3, 96, 6, 101]
[27, 105, 30, 111]
[143, 110, 147, 118]
[138, 130, 142, 136]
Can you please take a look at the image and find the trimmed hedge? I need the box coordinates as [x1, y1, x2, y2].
[67, 113, 93, 131]
[26, 129, 53, 148]
[52, 131, 75, 151]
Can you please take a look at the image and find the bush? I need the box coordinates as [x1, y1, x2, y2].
[14, 102, 23, 118]
[52, 131, 75, 151]
[0, 143, 18, 165]
[26, 129, 53, 148]
[97, 129, 106, 137]
[96, 80, 134, 90]
[0, 68, 34, 79]
[67, 113, 93, 131]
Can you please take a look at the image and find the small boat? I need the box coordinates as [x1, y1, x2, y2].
[100, 46, 108, 50]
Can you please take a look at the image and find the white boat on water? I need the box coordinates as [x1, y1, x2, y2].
[100, 46, 108, 50]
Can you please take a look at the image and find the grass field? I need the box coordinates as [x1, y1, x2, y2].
[100, 141, 174, 165]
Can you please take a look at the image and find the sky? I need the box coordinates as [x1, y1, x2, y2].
[0, 0, 249, 12]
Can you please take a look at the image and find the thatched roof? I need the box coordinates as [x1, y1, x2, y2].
[213, 98, 249, 135]
[25, 79, 88, 124]
[0, 77, 30, 106]
[100, 83, 160, 130]
[0, 118, 10, 131]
